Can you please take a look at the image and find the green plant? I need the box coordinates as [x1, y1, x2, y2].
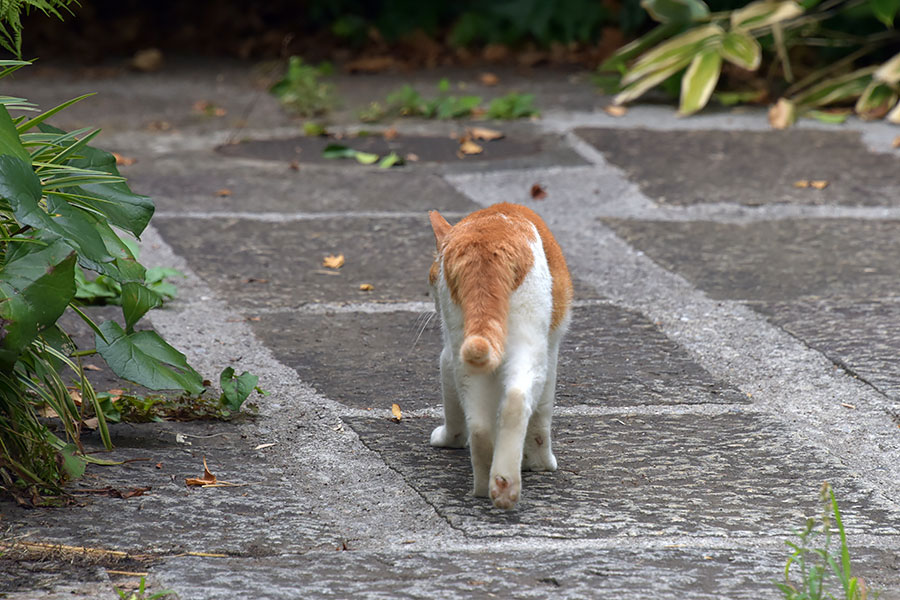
[777, 482, 877, 599]
[0, 59, 212, 500]
[270, 57, 337, 117]
[486, 92, 540, 118]
[115, 576, 173, 600]
[601, 0, 900, 124]
[0, 0, 76, 58]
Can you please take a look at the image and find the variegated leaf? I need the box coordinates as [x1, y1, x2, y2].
[720, 31, 762, 70]
[887, 99, 900, 124]
[615, 55, 695, 105]
[623, 24, 724, 86]
[731, 0, 803, 30]
[680, 49, 722, 115]
[641, 0, 710, 23]
[874, 51, 900, 85]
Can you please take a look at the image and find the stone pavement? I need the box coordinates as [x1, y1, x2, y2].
[2, 60, 900, 599]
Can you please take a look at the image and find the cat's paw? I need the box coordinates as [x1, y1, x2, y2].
[523, 450, 557, 472]
[489, 474, 521, 509]
[430, 425, 466, 448]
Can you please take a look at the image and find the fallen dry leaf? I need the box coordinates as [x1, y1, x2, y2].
[530, 183, 548, 200]
[359, 283, 374, 291]
[479, 72, 499, 86]
[344, 56, 396, 73]
[604, 105, 628, 117]
[68, 389, 83, 405]
[383, 127, 398, 140]
[82, 417, 99, 430]
[83, 364, 101, 371]
[810, 180, 829, 190]
[131, 48, 163, 72]
[893, 135, 900, 148]
[768, 98, 796, 130]
[144, 120, 172, 132]
[289, 160, 300, 171]
[215, 188, 232, 197]
[112, 152, 137, 166]
[185, 457, 217, 486]
[405, 153, 420, 162]
[794, 180, 810, 188]
[459, 140, 483, 155]
[468, 127, 504, 141]
[470, 106, 487, 119]
[391, 403, 402, 422]
[155, 462, 163, 469]
[254, 443, 277, 450]
[193, 100, 227, 117]
[121, 487, 151, 499]
[323, 254, 345, 269]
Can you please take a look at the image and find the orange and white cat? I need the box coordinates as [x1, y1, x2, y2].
[428, 203, 573, 509]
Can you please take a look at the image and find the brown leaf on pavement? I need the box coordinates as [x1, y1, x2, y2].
[215, 188, 232, 197]
[405, 153, 419, 162]
[83, 364, 101, 371]
[383, 127, 398, 140]
[468, 127, 504, 141]
[810, 180, 829, 190]
[344, 56, 396, 73]
[604, 105, 627, 117]
[768, 98, 796, 129]
[391, 403, 403, 422]
[459, 139, 483, 155]
[892, 135, 900, 148]
[323, 254, 345, 269]
[359, 283, 374, 291]
[185, 457, 217, 487]
[530, 183, 548, 200]
[479, 72, 499, 86]
[112, 152, 137, 166]
[794, 180, 810, 188]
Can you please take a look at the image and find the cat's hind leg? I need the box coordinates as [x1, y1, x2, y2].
[462, 374, 497, 497]
[489, 385, 532, 509]
[523, 333, 562, 472]
[430, 346, 466, 448]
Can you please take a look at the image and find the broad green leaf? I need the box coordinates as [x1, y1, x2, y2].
[623, 24, 724, 86]
[354, 151, 379, 165]
[0, 154, 42, 219]
[378, 152, 403, 168]
[731, 0, 803, 30]
[854, 81, 899, 120]
[44, 195, 114, 267]
[0, 242, 76, 368]
[615, 54, 695, 105]
[59, 443, 86, 480]
[0, 105, 29, 163]
[641, 0, 710, 23]
[872, 0, 900, 27]
[322, 143, 357, 159]
[679, 49, 722, 115]
[95, 321, 204, 394]
[120, 282, 163, 333]
[720, 31, 762, 70]
[219, 366, 259, 412]
[38, 124, 154, 237]
[874, 51, 900, 85]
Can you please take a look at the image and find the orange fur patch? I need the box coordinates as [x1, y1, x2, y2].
[429, 203, 572, 370]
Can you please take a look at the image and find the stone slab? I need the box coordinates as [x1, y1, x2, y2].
[125, 154, 480, 214]
[604, 218, 900, 302]
[151, 548, 900, 600]
[346, 414, 899, 539]
[577, 128, 900, 206]
[154, 216, 435, 308]
[0, 421, 329, 557]
[250, 304, 745, 412]
[756, 297, 900, 402]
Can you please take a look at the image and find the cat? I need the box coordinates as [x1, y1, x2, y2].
[427, 202, 573, 509]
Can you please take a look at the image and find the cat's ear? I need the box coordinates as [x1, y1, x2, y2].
[429, 211, 452, 251]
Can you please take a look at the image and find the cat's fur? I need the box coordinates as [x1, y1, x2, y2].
[428, 203, 573, 509]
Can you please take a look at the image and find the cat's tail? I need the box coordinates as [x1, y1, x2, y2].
[461, 334, 502, 373]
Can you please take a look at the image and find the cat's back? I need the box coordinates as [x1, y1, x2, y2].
[440, 203, 572, 331]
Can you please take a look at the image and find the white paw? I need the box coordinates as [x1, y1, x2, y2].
[489, 473, 521, 509]
[523, 451, 557, 472]
[430, 425, 465, 448]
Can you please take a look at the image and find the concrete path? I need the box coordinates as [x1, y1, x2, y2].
[2, 60, 899, 599]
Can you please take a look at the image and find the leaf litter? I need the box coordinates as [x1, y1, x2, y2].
[185, 457, 245, 488]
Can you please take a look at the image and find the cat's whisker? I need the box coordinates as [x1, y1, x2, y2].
[409, 309, 437, 353]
